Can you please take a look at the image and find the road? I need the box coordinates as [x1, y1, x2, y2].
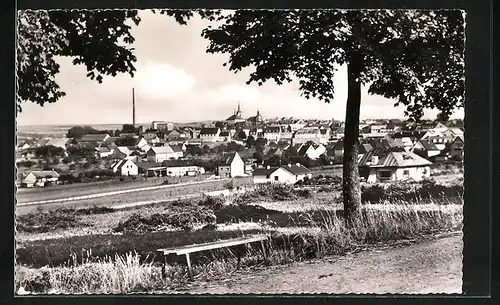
[182, 233, 462, 294]
[15, 179, 243, 215]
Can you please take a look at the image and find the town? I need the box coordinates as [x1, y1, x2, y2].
[16, 101, 464, 189]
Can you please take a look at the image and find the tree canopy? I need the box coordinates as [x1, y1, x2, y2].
[17, 10, 141, 112]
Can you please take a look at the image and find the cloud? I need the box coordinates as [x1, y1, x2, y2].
[133, 63, 196, 100]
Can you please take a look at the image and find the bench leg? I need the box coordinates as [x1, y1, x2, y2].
[260, 240, 267, 261]
[185, 253, 194, 281]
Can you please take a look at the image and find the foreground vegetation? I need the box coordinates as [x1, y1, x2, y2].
[15, 180, 463, 294]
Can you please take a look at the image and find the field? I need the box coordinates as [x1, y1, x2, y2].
[15, 174, 463, 294]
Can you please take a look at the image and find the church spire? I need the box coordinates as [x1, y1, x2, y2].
[237, 100, 241, 113]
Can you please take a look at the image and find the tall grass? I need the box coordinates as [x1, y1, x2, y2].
[16, 201, 462, 294]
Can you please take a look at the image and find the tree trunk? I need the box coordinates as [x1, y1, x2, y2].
[342, 54, 362, 223]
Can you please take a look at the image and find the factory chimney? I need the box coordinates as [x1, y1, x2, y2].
[132, 87, 136, 127]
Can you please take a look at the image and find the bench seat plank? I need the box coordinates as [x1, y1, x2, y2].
[157, 234, 268, 255]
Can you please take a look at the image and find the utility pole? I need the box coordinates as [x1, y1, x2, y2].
[132, 87, 136, 128]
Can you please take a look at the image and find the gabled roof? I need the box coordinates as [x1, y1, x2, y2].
[417, 140, 439, 151]
[280, 164, 312, 175]
[253, 167, 279, 176]
[30, 138, 50, 148]
[136, 161, 165, 170]
[80, 134, 109, 142]
[220, 152, 239, 166]
[169, 144, 183, 153]
[200, 128, 220, 135]
[148, 146, 174, 154]
[359, 148, 432, 168]
[28, 170, 60, 179]
[163, 159, 197, 168]
[46, 138, 71, 147]
[264, 126, 281, 133]
[114, 159, 137, 172]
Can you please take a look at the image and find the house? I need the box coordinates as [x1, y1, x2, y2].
[412, 140, 441, 159]
[78, 133, 110, 147]
[111, 159, 139, 176]
[137, 161, 167, 177]
[253, 163, 312, 185]
[247, 109, 264, 126]
[163, 159, 206, 177]
[151, 121, 169, 130]
[95, 146, 115, 158]
[21, 170, 60, 188]
[142, 132, 161, 145]
[447, 136, 464, 160]
[146, 146, 178, 163]
[297, 142, 327, 160]
[17, 141, 31, 150]
[263, 126, 282, 142]
[292, 128, 323, 145]
[46, 138, 72, 150]
[200, 128, 221, 143]
[219, 131, 232, 142]
[217, 152, 245, 178]
[164, 129, 189, 142]
[358, 148, 432, 183]
[169, 144, 184, 159]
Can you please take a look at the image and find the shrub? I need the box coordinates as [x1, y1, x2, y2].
[114, 205, 216, 233]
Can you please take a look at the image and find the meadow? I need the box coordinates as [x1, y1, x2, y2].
[15, 176, 463, 294]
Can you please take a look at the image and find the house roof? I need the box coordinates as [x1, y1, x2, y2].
[200, 128, 220, 135]
[220, 131, 230, 137]
[295, 128, 319, 135]
[226, 114, 243, 121]
[46, 138, 71, 147]
[280, 164, 312, 175]
[30, 138, 50, 148]
[142, 132, 159, 140]
[169, 144, 183, 153]
[148, 146, 174, 154]
[80, 134, 109, 142]
[264, 126, 281, 133]
[136, 161, 165, 170]
[417, 140, 439, 151]
[29, 170, 60, 179]
[114, 159, 137, 172]
[253, 167, 279, 176]
[220, 152, 239, 166]
[359, 148, 432, 168]
[163, 159, 197, 168]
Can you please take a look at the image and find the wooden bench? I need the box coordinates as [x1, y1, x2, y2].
[157, 234, 269, 280]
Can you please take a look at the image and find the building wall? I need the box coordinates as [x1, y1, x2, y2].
[119, 162, 139, 176]
[218, 165, 231, 178]
[230, 154, 245, 177]
[269, 167, 296, 184]
[167, 166, 201, 177]
[366, 166, 430, 183]
[253, 174, 271, 184]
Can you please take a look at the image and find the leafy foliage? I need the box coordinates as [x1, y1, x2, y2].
[199, 10, 464, 121]
[17, 10, 141, 111]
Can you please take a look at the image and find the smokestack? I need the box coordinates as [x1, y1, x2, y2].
[132, 87, 136, 127]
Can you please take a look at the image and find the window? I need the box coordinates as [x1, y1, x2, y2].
[274, 176, 279, 181]
[403, 169, 410, 176]
[377, 170, 392, 180]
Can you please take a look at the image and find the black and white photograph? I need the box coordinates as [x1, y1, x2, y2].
[15, 8, 465, 294]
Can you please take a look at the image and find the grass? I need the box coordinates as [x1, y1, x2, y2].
[16, 200, 462, 293]
[15, 179, 464, 294]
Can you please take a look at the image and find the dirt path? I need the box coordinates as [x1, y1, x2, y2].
[184, 233, 462, 294]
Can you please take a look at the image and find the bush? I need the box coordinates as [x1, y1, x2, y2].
[114, 205, 216, 233]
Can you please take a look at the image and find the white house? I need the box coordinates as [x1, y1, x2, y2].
[22, 170, 60, 188]
[297, 142, 327, 160]
[112, 159, 139, 176]
[146, 146, 178, 163]
[411, 140, 441, 159]
[199, 128, 221, 143]
[263, 126, 282, 142]
[358, 148, 432, 183]
[46, 138, 72, 150]
[164, 160, 206, 177]
[217, 152, 245, 178]
[253, 163, 312, 185]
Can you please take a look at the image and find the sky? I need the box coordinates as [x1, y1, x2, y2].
[17, 10, 464, 126]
